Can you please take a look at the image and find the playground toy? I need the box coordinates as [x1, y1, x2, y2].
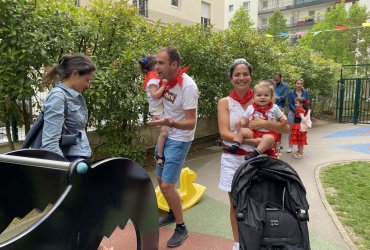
[155, 167, 206, 212]
[0, 149, 159, 250]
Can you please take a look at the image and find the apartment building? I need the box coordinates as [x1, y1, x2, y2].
[131, 0, 226, 30]
[257, 0, 339, 34]
[77, 0, 368, 33]
[76, 0, 225, 31]
[224, 0, 259, 29]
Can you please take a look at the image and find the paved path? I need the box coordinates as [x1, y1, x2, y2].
[105, 121, 370, 249]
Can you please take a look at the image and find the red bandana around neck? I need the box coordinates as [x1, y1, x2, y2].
[164, 66, 190, 92]
[143, 71, 159, 90]
[252, 101, 274, 115]
[229, 89, 253, 104]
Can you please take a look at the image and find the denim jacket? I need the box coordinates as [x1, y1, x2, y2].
[274, 80, 290, 108]
[287, 89, 310, 113]
[41, 82, 91, 158]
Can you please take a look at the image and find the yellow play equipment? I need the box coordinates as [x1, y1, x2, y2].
[155, 167, 206, 212]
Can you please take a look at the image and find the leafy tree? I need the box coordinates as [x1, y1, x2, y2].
[0, 0, 342, 163]
[265, 10, 288, 42]
[82, 0, 157, 162]
[298, 1, 369, 66]
[0, 0, 85, 149]
[229, 6, 254, 32]
[0, 0, 46, 149]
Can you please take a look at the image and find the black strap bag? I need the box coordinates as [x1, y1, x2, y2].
[22, 88, 80, 149]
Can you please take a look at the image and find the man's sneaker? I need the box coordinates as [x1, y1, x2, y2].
[167, 226, 189, 248]
[159, 211, 175, 227]
[286, 145, 293, 153]
[232, 242, 240, 250]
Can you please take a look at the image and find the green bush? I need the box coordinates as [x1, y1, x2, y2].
[0, 0, 340, 163]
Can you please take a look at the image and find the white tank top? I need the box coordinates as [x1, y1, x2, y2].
[223, 97, 255, 152]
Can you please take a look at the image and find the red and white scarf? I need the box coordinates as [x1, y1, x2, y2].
[163, 66, 190, 93]
[229, 88, 253, 104]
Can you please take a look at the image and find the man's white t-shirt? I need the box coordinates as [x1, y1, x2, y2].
[162, 73, 198, 142]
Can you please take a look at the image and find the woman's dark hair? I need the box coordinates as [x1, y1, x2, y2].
[295, 97, 310, 111]
[229, 58, 252, 78]
[42, 53, 96, 86]
[138, 55, 156, 73]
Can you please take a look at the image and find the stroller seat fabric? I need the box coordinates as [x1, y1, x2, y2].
[231, 156, 310, 250]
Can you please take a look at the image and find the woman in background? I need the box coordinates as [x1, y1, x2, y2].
[41, 53, 96, 162]
[287, 78, 310, 153]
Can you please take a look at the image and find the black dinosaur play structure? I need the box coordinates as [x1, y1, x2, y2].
[0, 149, 159, 250]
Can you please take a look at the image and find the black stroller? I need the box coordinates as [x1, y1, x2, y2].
[231, 156, 310, 250]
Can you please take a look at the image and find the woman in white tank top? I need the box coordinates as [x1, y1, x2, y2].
[217, 59, 290, 250]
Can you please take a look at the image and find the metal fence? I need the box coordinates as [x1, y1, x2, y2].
[337, 78, 370, 124]
[336, 64, 370, 124]
[0, 91, 47, 144]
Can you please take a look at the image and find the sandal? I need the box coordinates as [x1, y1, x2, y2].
[154, 154, 165, 167]
[293, 153, 303, 159]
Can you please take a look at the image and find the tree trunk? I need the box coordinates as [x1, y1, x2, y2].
[5, 119, 15, 151]
[22, 98, 31, 134]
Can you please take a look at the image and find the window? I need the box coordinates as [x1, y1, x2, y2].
[262, 1, 268, 9]
[133, 0, 148, 17]
[201, 2, 211, 28]
[308, 10, 315, 20]
[317, 12, 324, 21]
[243, 1, 250, 11]
[291, 11, 298, 25]
[201, 17, 211, 28]
[229, 5, 234, 12]
[171, 0, 179, 7]
[261, 18, 268, 26]
[276, 0, 281, 8]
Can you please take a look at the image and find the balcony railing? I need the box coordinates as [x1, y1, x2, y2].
[287, 19, 316, 28]
[258, 0, 337, 14]
[258, 18, 316, 32]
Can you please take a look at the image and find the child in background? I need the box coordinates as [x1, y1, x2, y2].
[287, 78, 310, 153]
[138, 56, 168, 166]
[289, 97, 310, 159]
[226, 81, 288, 160]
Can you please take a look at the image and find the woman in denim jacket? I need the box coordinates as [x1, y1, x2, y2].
[287, 78, 310, 153]
[41, 54, 96, 162]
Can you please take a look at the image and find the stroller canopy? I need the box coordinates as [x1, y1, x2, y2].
[231, 156, 310, 250]
[232, 156, 309, 212]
